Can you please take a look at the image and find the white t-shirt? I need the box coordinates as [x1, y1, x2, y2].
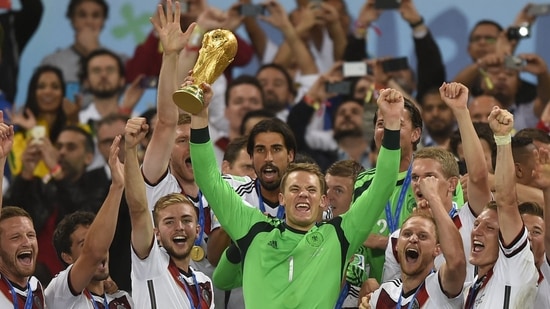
[0, 275, 44, 308]
[464, 227, 538, 309]
[45, 264, 133, 308]
[131, 241, 214, 309]
[535, 256, 550, 308]
[144, 169, 220, 306]
[383, 203, 476, 283]
[370, 271, 464, 308]
[221, 174, 285, 219]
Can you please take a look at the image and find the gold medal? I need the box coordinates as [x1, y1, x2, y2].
[191, 245, 205, 261]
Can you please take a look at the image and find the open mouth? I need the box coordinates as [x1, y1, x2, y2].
[17, 251, 33, 265]
[262, 166, 278, 181]
[405, 248, 419, 263]
[185, 158, 192, 169]
[472, 240, 485, 253]
[173, 235, 188, 245]
[296, 203, 310, 213]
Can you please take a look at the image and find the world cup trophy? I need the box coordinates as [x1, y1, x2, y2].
[173, 29, 238, 114]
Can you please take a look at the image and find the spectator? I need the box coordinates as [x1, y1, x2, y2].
[6, 125, 110, 285]
[9, 65, 77, 180]
[239, 109, 275, 136]
[41, 0, 127, 87]
[45, 136, 133, 308]
[420, 88, 456, 148]
[468, 95, 502, 124]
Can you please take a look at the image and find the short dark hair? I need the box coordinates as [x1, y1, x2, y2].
[257, 63, 297, 97]
[469, 20, 503, 42]
[79, 48, 125, 83]
[53, 211, 95, 266]
[326, 159, 365, 180]
[60, 125, 96, 155]
[223, 135, 249, 164]
[511, 136, 535, 164]
[0, 206, 33, 224]
[247, 118, 297, 157]
[518, 202, 543, 219]
[95, 113, 129, 133]
[449, 122, 497, 171]
[224, 75, 265, 107]
[373, 98, 423, 150]
[515, 128, 550, 144]
[240, 109, 276, 136]
[66, 0, 109, 20]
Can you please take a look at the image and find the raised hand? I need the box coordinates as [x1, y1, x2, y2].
[439, 82, 469, 110]
[520, 53, 548, 76]
[260, 0, 291, 30]
[377, 88, 405, 130]
[488, 106, 514, 136]
[358, 0, 381, 26]
[151, 0, 197, 55]
[197, 6, 229, 31]
[399, 0, 422, 25]
[9, 107, 36, 131]
[125, 117, 150, 149]
[63, 95, 83, 125]
[417, 176, 442, 206]
[533, 147, 550, 190]
[109, 135, 124, 187]
[0, 111, 14, 160]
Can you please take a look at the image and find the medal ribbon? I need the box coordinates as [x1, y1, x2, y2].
[396, 269, 433, 309]
[385, 164, 413, 233]
[256, 179, 285, 219]
[195, 191, 205, 246]
[167, 260, 206, 309]
[84, 289, 109, 309]
[465, 269, 494, 309]
[2, 277, 33, 309]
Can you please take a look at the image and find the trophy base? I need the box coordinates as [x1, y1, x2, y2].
[172, 85, 204, 115]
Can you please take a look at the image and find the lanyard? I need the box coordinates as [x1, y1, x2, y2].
[448, 203, 458, 218]
[3, 277, 33, 309]
[84, 289, 109, 309]
[465, 269, 494, 309]
[385, 164, 413, 233]
[396, 269, 433, 309]
[255, 179, 285, 219]
[179, 271, 202, 309]
[334, 282, 349, 309]
[194, 191, 205, 246]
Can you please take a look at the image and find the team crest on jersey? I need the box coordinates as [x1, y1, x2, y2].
[33, 296, 44, 309]
[410, 298, 420, 309]
[306, 231, 324, 247]
[202, 285, 212, 305]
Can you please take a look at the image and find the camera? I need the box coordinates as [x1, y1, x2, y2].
[381, 57, 409, 73]
[239, 4, 267, 17]
[506, 25, 530, 41]
[375, 0, 401, 10]
[325, 81, 352, 95]
[504, 56, 526, 71]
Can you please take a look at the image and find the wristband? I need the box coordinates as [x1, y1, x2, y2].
[303, 95, 321, 111]
[494, 134, 512, 146]
[188, 25, 204, 48]
[409, 17, 424, 28]
[118, 107, 132, 115]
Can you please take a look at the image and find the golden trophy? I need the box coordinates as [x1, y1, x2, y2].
[173, 29, 238, 114]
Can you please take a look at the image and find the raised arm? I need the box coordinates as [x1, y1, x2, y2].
[419, 177, 466, 297]
[125, 117, 153, 259]
[261, 0, 318, 75]
[70, 136, 125, 293]
[343, 89, 402, 251]
[0, 111, 14, 207]
[142, 0, 196, 183]
[489, 107, 522, 245]
[539, 148, 550, 256]
[440, 82, 491, 215]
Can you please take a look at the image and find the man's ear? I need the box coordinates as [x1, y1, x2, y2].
[221, 160, 231, 175]
[433, 244, 441, 258]
[61, 252, 74, 265]
[278, 192, 285, 207]
[411, 127, 421, 146]
[514, 163, 523, 178]
[448, 176, 459, 194]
